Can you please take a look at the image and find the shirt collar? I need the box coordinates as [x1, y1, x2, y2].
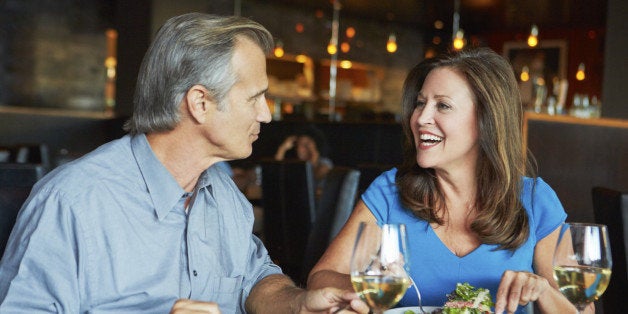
[131, 134, 186, 220]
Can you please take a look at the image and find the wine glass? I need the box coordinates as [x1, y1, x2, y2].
[350, 222, 411, 314]
[553, 223, 612, 313]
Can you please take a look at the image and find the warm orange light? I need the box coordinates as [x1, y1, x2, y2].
[576, 63, 586, 81]
[453, 30, 465, 50]
[104, 56, 116, 68]
[295, 23, 304, 33]
[527, 24, 539, 47]
[274, 46, 284, 58]
[345, 27, 356, 38]
[386, 34, 397, 53]
[425, 48, 436, 59]
[295, 54, 308, 63]
[273, 40, 284, 58]
[453, 37, 464, 50]
[340, 42, 350, 53]
[339, 60, 352, 69]
[327, 43, 337, 55]
[520, 66, 530, 82]
[432, 36, 441, 45]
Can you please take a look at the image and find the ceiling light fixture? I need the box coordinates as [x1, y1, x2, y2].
[273, 40, 284, 58]
[386, 33, 397, 53]
[576, 63, 586, 81]
[452, 0, 464, 50]
[527, 24, 539, 47]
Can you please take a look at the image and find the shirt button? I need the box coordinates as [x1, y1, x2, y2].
[193, 270, 198, 276]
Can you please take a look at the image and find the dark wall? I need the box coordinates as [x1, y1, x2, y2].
[0, 113, 125, 166]
[250, 120, 404, 168]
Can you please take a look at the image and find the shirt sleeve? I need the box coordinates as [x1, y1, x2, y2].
[240, 234, 282, 310]
[528, 177, 568, 240]
[361, 168, 398, 223]
[0, 187, 82, 312]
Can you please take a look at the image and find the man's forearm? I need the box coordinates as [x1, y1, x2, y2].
[307, 269, 352, 291]
[245, 274, 305, 314]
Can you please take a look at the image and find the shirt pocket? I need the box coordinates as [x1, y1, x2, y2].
[203, 275, 245, 312]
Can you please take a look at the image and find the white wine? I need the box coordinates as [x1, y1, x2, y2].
[553, 265, 612, 308]
[351, 274, 410, 312]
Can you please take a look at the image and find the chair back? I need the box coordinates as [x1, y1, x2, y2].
[0, 143, 50, 169]
[301, 166, 360, 285]
[260, 159, 316, 281]
[592, 186, 628, 313]
[0, 163, 46, 255]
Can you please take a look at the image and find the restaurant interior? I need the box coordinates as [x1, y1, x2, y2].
[0, 0, 626, 312]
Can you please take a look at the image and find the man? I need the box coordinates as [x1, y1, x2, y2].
[0, 13, 367, 313]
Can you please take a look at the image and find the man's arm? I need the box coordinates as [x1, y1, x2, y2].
[245, 274, 368, 314]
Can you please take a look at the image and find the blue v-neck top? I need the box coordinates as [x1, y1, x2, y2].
[362, 168, 566, 311]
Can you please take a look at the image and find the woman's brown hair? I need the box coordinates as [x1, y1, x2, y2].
[396, 47, 534, 250]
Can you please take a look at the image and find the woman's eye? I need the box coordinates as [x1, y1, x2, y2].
[437, 102, 451, 110]
[415, 100, 426, 108]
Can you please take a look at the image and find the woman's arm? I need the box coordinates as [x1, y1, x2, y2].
[533, 226, 591, 314]
[307, 201, 378, 290]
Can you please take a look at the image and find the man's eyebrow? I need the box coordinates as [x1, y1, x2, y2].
[248, 88, 268, 101]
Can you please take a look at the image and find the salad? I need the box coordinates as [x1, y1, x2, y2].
[400, 282, 493, 314]
[441, 282, 494, 314]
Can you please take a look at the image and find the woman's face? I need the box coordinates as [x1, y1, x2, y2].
[296, 135, 317, 161]
[410, 67, 479, 174]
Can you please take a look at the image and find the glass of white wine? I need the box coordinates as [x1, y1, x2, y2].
[553, 223, 612, 313]
[350, 222, 410, 314]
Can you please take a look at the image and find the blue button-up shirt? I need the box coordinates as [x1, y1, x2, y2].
[0, 134, 281, 313]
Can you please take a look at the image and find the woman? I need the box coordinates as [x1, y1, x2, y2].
[307, 48, 584, 314]
[275, 124, 333, 189]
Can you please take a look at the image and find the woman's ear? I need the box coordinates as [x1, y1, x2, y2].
[185, 85, 213, 124]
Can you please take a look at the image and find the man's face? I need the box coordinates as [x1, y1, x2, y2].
[203, 37, 271, 161]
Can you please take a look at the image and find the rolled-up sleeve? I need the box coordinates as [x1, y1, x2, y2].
[239, 234, 282, 309]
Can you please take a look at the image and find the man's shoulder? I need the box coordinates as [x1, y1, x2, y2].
[37, 136, 138, 194]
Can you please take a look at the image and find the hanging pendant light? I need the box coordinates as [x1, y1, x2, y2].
[576, 63, 586, 81]
[527, 24, 539, 47]
[273, 40, 284, 58]
[452, 0, 464, 50]
[386, 33, 397, 53]
[453, 29, 465, 50]
[520, 65, 530, 82]
[327, 40, 337, 55]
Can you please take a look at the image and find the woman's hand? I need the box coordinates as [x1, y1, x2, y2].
[280, 136, 297, 151]
[494, 270, 550, 314]
[275, 136, 297, 160]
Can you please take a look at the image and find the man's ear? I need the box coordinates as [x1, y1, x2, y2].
[185, 85, 213, 124]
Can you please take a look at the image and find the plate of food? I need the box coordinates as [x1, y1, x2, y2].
[385, 282, 494, 314]
[384, 306, 442, 314]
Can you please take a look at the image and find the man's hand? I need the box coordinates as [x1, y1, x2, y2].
[170, 299, 221, 314]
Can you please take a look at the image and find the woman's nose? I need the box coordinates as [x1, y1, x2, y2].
[416, 105, 435, 125]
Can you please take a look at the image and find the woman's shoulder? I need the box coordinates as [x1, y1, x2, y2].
[520, 176, 566, 239]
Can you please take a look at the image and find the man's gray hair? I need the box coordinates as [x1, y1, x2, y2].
[124, 13, 273, 134]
